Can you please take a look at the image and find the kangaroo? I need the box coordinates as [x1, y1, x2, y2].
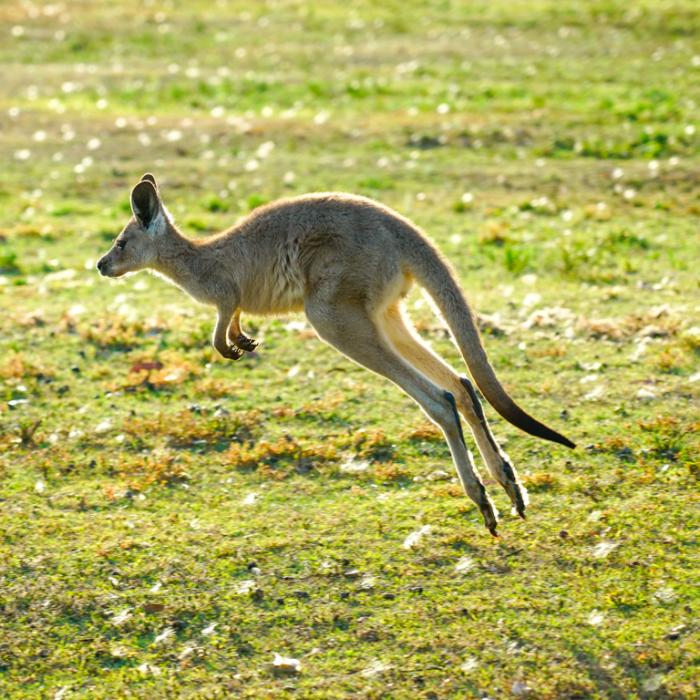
[97, 174, 575, 535]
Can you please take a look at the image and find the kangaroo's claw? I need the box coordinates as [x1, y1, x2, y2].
[236, 334, 258, 352]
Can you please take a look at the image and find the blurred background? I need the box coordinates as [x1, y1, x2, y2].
[3, 0, 699, 232]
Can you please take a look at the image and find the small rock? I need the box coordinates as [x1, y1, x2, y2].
[460, 657, 478, 672]
[358, 575, 376, 590]
[587, 610, 605, 626]
[110, 608, 132, 625]
[642, 674, 664, 692]
[402, 524, 432, 549]
[361, 659, 391, 678]
[665, 623, 687, 640]
[455, 556, 476, 573]
[271, 653, 301, 675]
[512, 680, 533, 696]
[638, 324, 668, 338]
[137, 662, 161, 676]
[426, 469, 451, 481]
[653, 586, 676, 604]
[234, 579, 256, 594]
[153, 627, 174, 645]
[636, 387, 657, 401]
[592, 541, 618, 558]
[340, 457, 369, 473]
[95, 419, 112, 434]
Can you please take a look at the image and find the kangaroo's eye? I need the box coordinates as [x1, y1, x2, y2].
[116, 239, 126, 251]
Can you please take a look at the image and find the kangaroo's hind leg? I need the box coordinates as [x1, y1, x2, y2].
[381, 302, 528, 518]
[305, 296, 499, 535]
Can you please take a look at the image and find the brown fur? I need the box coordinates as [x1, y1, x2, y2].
[97, 174, 575, 535]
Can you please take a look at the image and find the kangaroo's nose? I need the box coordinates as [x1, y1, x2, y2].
[97, 257, 106, 273]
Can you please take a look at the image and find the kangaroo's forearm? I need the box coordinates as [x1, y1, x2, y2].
[226, 309, 242, 341]
[212, 307, 243, 360]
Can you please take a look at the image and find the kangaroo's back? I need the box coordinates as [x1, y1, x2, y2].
[230, 193, 415, 312]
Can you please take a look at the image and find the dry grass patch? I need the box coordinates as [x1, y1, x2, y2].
[402, 422, 443, 443]
[577, 308, 683, 342]
[0, 352, 54, 381]
[123, 408, 261, 449]
[79, 316, 147, 351]
[114, 451, 191, 492]
[226, 435, 337, 478]
[373, 462, 411, 483]
[350, 428, 395, 461]
[522, 471, 560, 491]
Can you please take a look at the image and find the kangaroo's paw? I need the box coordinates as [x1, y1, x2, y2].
[220, 345, 244, 360]
[235, 334, 259, 352]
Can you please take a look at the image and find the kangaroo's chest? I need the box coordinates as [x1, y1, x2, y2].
[239, 244, 306, 314]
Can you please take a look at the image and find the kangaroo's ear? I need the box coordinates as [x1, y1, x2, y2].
[140, 173, 157, 189]
[131, 180, 161, 229]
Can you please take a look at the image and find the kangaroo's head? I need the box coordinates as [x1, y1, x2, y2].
[97, 173, 170, 278]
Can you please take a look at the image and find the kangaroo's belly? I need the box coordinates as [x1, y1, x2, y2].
[241, 291, 305, 315]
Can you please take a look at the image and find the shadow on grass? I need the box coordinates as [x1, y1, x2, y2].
[568, 644, 675, 699]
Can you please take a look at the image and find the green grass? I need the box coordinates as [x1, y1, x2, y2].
[1, 0, 699, 697]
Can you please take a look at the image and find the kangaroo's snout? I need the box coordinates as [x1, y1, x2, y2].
[96, 256, 109, 275]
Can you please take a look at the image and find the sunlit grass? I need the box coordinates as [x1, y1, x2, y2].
[0, 0, 699, 698]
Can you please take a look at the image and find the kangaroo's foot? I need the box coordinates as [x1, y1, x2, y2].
[235, 334, 259, 352]
[443, 390, 500, 537]
[459, 377, 528, 520]
[499, 457, 528, 519]
[477, 483, 500, 536]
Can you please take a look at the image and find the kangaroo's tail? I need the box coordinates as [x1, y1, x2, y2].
[403, 234, 575, 449]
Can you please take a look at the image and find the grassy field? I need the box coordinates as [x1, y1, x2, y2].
[1, 0, 699, 697]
